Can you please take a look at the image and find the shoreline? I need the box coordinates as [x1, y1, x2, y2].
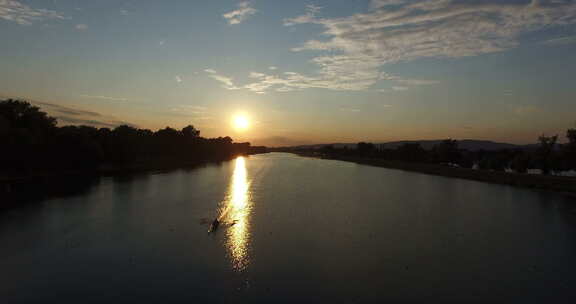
[1, 153, 267, 209]
[292, 152, 576, 197]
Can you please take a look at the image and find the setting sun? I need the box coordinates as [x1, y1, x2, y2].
[3, 0, 576, 302]
[232, 115, 250, 131]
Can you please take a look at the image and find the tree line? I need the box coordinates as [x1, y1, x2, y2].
[0, 99, 266, 174]
[317, 133, 576, 175]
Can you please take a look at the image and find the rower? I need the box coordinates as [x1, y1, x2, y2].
[210, 218, 220, 232]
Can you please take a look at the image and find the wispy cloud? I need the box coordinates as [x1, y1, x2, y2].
[541, 35, 576, 46]
[210, 1, 576, 95]
[223, 1, 257, 25]
[30, 101, 133, 128]
[75, 24, 88, 31]
[339, 107, 361, 112]
[167, 105, 212, 121]
[0, 0, 65, 25]
[275, 0, 576, 92]
[393, 79, 439, 86]
[56, 116, 133, 129]
[370, 0, 409, 9]
[80, 94, 129, 102]
[204, 69, 241, 90]
[284, 4, 321, 26]
[392, 86, 408, 91]
[33, 101, 102, 117]
[512, 105, 540, 116]
[205, 67, 436, 94]
[175, 75, 183, 83]
[170, 105, 207, 114]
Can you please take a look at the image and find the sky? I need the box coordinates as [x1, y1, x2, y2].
[1, 0, 576, 146]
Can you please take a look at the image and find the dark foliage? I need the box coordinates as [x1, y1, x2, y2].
[562, 127, 576, 170]
[0, 99, 266, 175]
[432, 139, 461, 164]
[356, 142, 376, 156]
[285, 131, 575, 175]
[534, 135, 558, 175]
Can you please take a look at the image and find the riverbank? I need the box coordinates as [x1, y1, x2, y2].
[293, 152, 576, 197]
[1, 152, 267, 209]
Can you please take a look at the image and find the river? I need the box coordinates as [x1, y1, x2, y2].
[1, 152, 575, 303]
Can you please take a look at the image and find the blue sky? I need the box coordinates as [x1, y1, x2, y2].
[1, 0, 576, 145]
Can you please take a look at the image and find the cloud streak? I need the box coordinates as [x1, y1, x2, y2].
[223, 1, 257, 25]
[30, 101, 133, 128]
[0, 0, 64, 25]
[283, 4, 321, 26]
[80, 94, 129, 102]
[33, 101, 102, 117]
[340, 107, 361, 112]
[204, 69, 241, 90]
[55, 116, 130, 129]
[541, 35, 576, 45]
[273, 0, 576, 92]
[205, 67, 437, 94]
[207, 1, 576, 94]
[169, 105, 208, 115]
[165, 105, 213, 122]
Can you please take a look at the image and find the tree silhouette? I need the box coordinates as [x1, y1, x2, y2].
[0, 99, 265, 175]
[509, 152, 531, 174]
[536, 134, 558, 175]
[182, 125, 200, 138]
[564, 127, 576, 170]
[321, 144, 335, 155]
[0, 99, 56, 131]
[0, 100, 58, 171]
[433, 139, 461, 164]
[357, 142, 375, 156]
[396, 143, 427, 162]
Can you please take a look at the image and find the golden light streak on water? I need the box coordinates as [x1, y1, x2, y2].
[221, 156, 252, 271]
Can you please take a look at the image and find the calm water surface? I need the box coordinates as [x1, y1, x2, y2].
[1, 153, 576, 303]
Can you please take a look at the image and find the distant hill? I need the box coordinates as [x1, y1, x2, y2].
[286, 140, 531, 151]
[378, 140, 522, 151]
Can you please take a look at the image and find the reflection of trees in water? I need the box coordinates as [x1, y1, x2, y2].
[1, 99, 267, 209]
[2, 175, 101, 208]
[0, 159, 238, 211]
[1, 170, 175, 209]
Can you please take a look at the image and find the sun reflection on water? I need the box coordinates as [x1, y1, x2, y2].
[221, 156, 252, 271]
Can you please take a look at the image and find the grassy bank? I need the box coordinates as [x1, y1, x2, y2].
[294, 152, 576, 197]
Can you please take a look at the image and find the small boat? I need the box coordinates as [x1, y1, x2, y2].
[208, 218, 220, 233]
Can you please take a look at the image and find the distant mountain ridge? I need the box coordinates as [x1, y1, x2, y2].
[286, 140, 533, 151]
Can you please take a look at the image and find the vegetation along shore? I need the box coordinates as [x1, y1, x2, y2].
[0, 99, 267, 207]
[279, 133, 576, 196]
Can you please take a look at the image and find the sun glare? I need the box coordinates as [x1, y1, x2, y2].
[233, 115, 250, 131]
